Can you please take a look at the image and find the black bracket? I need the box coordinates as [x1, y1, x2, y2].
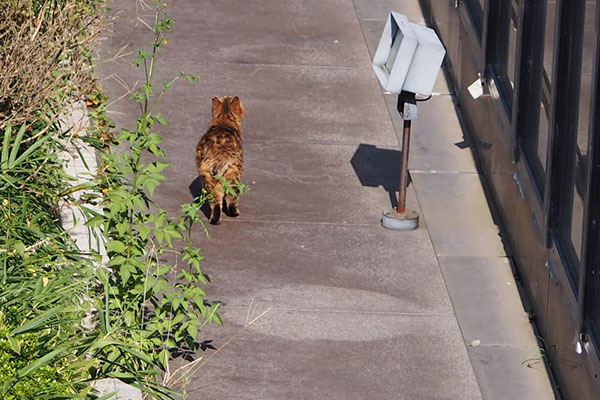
[396, 91, 417, 114]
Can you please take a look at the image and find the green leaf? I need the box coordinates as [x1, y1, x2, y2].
[117, 128, 134, 142]
[152, 161, 170, 172]
[11, 307, 60, 335]
[7, 336, 21, 354]
[11, 134, 51, 169]
[186, 324, 198, 340]
[129, 380, 177, 400]
[106, 240, 126, 253]
[139, 224, 151, 240]
[120, 264, 131, 284]
[13, 241, 25, 256]
[171, 313, 186, 325]
[145, 178, 160, 196]
[194, 296, 207, 313]
[136, 49, 152, 66]
[206, 303, 223, 325]
[95, 392, 120, 400]
[180, 72, 200, 83]
[8, 124, 26, 168]
[1, 122, 12, 170]
[175, 327, 185, 342]
[115, 221, 129, 236]
[106, 348, 121, 363]
[171, 297, 181, 311]
[124, 310, 136, 326]
[146, 133, 163, 147]
[154, 113, 170, 126]
[132, 91, 145, 104]
[155, 265, 172, 276]
[17, 347, 64, 378]
[3, 379, 16, 396]
[108, 371, 136, 382]
[34, 276, 44, 296]
[154, 278, 169, 292]
[212, 312, 223, 325]
[155, 228, 164, 243]
[109, 255, 126, 267]
[155, 212, 166, 227]
[159, 348, 170, 369]
[143, 82, 154, 99]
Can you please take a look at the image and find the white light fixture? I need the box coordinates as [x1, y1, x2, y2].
[372, 12, 446, 96]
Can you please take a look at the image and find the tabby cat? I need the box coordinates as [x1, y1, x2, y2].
[195, 96, 244, 225]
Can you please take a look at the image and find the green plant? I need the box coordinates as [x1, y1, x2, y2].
[81, 1, 228, 397]
[0, 120, 99, 398]
[1, 1, 248, 397]
[0, 1, 115, 398]
[0, 306, 91, 399]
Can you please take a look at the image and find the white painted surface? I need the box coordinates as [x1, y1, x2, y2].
[372, 12, 446, 95]
[58, 99, 107, 263]
[59, 100, 142, 400]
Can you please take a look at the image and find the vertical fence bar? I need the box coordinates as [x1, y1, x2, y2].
[511, 0, 546, 164]
[579, 0, 600, 344]
[543, 0, 585, 251]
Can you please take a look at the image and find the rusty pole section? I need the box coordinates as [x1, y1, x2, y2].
[397, 119, 412, 215]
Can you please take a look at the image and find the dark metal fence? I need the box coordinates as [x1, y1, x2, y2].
[420, 0, 600, 398]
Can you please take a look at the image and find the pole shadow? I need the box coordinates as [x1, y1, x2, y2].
[350, 143, 409, 209]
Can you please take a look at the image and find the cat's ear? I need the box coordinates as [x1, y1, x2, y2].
[212, 97, 223, 117]
[230, 96, 244, 117]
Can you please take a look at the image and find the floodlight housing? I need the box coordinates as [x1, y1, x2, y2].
[372, 12, 446, 95]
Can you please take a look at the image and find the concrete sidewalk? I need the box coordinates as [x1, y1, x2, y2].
[95, 0, 555, 399]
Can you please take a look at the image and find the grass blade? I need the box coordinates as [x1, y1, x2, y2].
[8, 124, 27, 168]
[17, 347, 64, 378]
[10, 307, 61, 335]
[1, 122, 12, 170]
[94, 391, 119, 400]
[11, 134, 51, 169]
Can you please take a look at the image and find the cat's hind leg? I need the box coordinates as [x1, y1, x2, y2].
[208, 183, 224, 225]
[224, 192, 240, 217]
[199, 166, 224, 225]
[223, 170, 241, 217]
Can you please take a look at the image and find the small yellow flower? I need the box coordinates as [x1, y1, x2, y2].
[42, 276, 49, 287]
[102, 188, 109, 194]
[163, 39, 168, 45]
[163, 2, 167, 7]
[1, 199, 8, 207]
[202, 188, 207, 194]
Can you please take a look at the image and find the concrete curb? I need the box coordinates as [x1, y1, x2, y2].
[58, 99, 106, 264]
[58, 99, 143, 400]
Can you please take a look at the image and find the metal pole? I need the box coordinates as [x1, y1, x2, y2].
[397, 119, 411, 215]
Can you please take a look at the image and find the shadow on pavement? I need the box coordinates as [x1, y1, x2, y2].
[351, 143, 409, 209]
[189, 175, 212, 220]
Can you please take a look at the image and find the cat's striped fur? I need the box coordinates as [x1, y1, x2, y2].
[195, 96, 244, 224]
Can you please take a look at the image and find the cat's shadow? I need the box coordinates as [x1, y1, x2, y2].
[189, 175, 212, 219]
[351, 143, 409, 209]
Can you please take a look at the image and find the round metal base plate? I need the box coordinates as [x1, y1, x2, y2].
[381, 209, 419, 230]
